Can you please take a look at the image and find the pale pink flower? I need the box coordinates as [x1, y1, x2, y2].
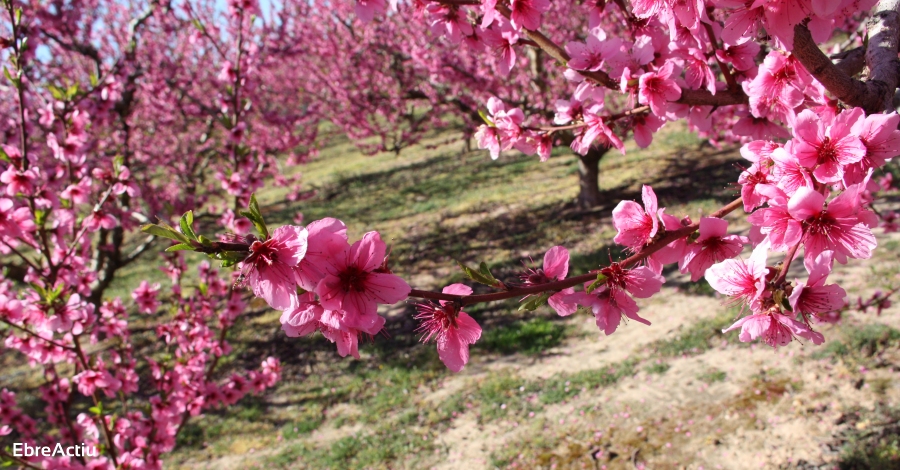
[415, 284, 482, 372]
[723, 310, 823, 347]
[280, 292, 325, 338]
[0, 198, 33, 240]
[681, 217, 748, 281]
[737, 140, 778, 212]
[715, 41, 761, 71]
[612, 185, 659, 251]
[295, 218, 349, 291]
[425, 3, 473, 43]
[789, 251, 847, 316]
[747, 186, 803, 252]
[771, 146, 813, 197]
[317, 232, 411, 331]
[73, 369, 122, 398]
[705, 241, 769, 310]
[242, 225, 309, 310]
[638, 62, 681, 117]
[581, 104, 625, 154]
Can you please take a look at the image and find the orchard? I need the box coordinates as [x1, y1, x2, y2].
[2, 0, 900, 467]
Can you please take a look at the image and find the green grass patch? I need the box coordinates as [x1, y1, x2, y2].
[479, 317, 567, 355]
[644, 361, 671, 374]
[698, 368, 727, 384]
[814, 324, 900, 362]
[654, 312, 735, 357]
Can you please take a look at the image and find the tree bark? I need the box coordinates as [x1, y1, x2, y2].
[577, 146, 609, 208]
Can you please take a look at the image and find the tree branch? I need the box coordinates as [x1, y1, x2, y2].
[410, 197, 745, 306]
[793, 0, 900, 114]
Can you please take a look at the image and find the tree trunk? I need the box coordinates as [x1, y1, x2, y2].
[577, 147, 608, 208]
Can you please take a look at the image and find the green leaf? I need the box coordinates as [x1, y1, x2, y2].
[0, 146, 8, 163]
[197, 235, 213, 246]
[518, 291, 552, 312]
[3, 67, 18, 87]
[241, 193, 268, 239]
[456, 260, 497, 287]
[478, 262, 498, 285]
[191, 18, 204, 31]
[89, 402, 103, 416]
[89, 73, 98, 87]
[477, 109, 495, 127]
[141, 223, 192, 244]
[66, 83, 79, 100]
[165, 243, 194, 252]
[585, 273, 608, 294]
[49, 85, 65, 100]
[179, 210, 197, 241]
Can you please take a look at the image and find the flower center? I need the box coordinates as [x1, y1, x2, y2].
[338, 265, 370, 293]
[247, 239, 278, 267]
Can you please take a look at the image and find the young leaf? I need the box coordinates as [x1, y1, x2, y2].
[585, 273, 608, 294]
[165, 243, 195, 252]
[456, 260, 496, 287]
[179, 210, 198, 240]
[518, 291, 552, 312]
[141, 223, 192, 244]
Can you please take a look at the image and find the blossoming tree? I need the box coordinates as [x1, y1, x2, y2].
[4, 0, 900, 467]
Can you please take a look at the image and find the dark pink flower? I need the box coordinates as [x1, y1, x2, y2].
[415, 284, 482, 372]
[722, 310, 823, 348]
[317, 232, 411, 331]
[792, 108, 866, 184]
[520, 246, 577, 316]
[681, 217, 748, 281]
[787, 186, 876, 263]
[509, 0, 550, 30]
[131, 281, 161, 314]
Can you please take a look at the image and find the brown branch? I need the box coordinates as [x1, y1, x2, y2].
[409, 197, 744, 306]
[831, 47, 867, 77]
[793, 0, 900, 114]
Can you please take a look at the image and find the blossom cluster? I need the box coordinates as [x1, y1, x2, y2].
[240, 219, 412, 358]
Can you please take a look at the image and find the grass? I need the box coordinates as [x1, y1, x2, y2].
[652, 311, 737, 357]
[478, 317, 567, 355]
[814, 324, 900, 363]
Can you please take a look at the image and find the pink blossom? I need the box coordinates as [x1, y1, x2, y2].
[612, 185, 660, 251]
[242, 225, 309, 310]
[638, 62, 681, 117]
[295, 218, 349, 291]
[787, 186, 876, 263]
[482, 26, 520, 77]
[316, 232, 411, 331]
[748, 186, 803, 252]
[520, 246, 578, 316]
[0, 166, 36, 196]
[844, 112, 900, 185]
[791, 108, 866, 184]
[789, 251, 847, 316]
[425, 3, 473, 43]
[73, 369, 122, 398]
[82, 210, 119, 232]
[705, 241, 769, 310]
[681, 217, 748, 281]
[715, 41, 761, 71]
[0, 198, 33, 240]
[575, 263, 664, 335]
[280, 292, 325, 337]
[723, 310, 823, 347]
[581, 104, 625, 154]
[566, 31, 622, 72]
[771, 146, 813, 196]
[131, 281, 161, 314]
[509, 0, 551, 30]
[415, 284, 482, 372]
[355, 0, 386, 22]
[632, 113, 665, 148]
